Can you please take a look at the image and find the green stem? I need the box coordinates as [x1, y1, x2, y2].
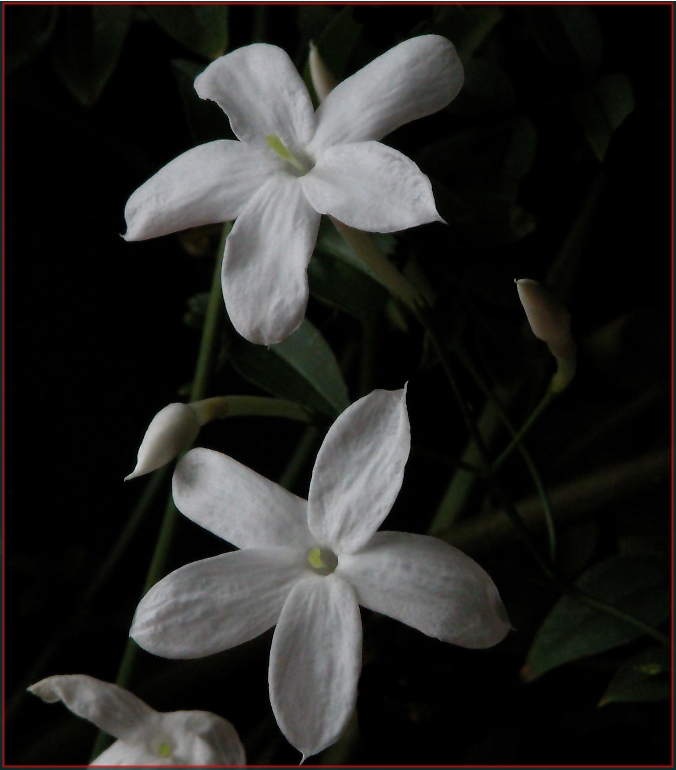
[192, 395, 313, 425]
[492, 388, 556, 472]
[277, 426, 321, 492]
[333, 225, 554, 577]
[329, 218, 421, 311]
[358, 320, 377, 398]
[455, 348, 557, 563]
[429, 388, 512, 535]
[90, 224, 230, 762]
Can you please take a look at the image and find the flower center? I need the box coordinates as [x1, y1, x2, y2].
[266, 134, 311, 175]
[157, 742, 173, 758]
[307, 547, 338, 576]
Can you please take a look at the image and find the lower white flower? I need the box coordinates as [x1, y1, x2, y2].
[131, 389, 510, 760]
[28, 675, 245, 766]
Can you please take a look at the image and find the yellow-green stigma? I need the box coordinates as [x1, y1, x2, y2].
[266, 134, 307, 174]
[157, 743, 172, 758]
[307, 547, 338, 576]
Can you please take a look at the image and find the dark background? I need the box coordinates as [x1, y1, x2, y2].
[4, 3, 673, 766]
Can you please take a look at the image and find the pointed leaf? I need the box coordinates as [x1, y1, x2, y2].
[230, 320, 349, 418]
[308, 250, 387, 323]
[52, 6, 131, 106]
[599, 647, 671, 707]
[527, 6, 603, 76]
[150, 6, 229, 60]
[524, 552, 670, 681]
[574, 73, 635, 162]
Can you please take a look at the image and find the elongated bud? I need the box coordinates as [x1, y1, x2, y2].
[516, 279, 576, 392]
[309, 42, 337, 102]
[125, 403, 200, 481]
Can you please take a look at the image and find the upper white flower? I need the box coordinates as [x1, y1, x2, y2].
[28, 674, 245, 766]
[124, 36, 463, 345]
[130, 388, 510, 760]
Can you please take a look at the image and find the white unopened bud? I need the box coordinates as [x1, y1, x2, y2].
[125, 403, 200, 481]
[516, 278, 576, 392]
[309, 42, 338, 103]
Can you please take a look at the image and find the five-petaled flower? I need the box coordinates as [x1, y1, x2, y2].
[130, 388, 510, 760]
[124, 36, 463, 345]
[28, 674, 245, 766]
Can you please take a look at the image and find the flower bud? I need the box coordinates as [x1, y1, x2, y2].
[309, 42, 337, 102]
[516, 278, 576, 392]
[125, 403, 200, 481]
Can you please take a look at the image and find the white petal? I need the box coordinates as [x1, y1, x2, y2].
[160, 711, 246, 765]
[339, 531, 511, 648]
[302, 141, 442, 233]
[131, 549, 307, 658]
[28, 675, 154, 743]
[91, 739, 159, 765]
[269, 575, 361, 760]
[308, 388, 410, 554]
[309, 35, 463, 153]
[125, 403, 200, 481]
[173, 447, 313, 550]
[222, 174, 320, 344]
[195, 44, 316, 158]
[124, 140, 280, 241]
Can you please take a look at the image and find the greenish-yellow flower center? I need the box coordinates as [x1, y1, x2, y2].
[157, 742, 173, 758]
[266, 134, 310, 175]
[307, 547, 338, 576]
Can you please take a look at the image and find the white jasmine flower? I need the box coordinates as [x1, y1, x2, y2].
[124, 37, 463, 345]
[131, 389, 510, 760]
[516, 278, 576, 391]
[28, 674, 245, 766]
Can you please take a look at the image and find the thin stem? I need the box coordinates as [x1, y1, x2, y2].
[455, 348, 557, 563]
[90, 224, 230, 762]
[358, 319, 377, 398]
[332, 224, 555, 577]
[192, 395, 313, 425]
[492, 388, 556, 472]
[329, 218, 421, 311]
[277, 426, 321, 492]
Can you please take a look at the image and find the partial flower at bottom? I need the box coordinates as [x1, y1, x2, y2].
[28, 674, 245, 766]
[130, 388, 511, 760]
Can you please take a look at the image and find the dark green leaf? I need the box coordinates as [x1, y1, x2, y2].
[574, 74, 635, 162]
[52, 6, 131, 106]
[527, 6, 603, 76]
[150, 6, 229, 60]
[524, 552, 670, 681]
[6, 6, 58, 72]
[315, 219, 396, 272]
[431, 6, 503, 59]
[230, 320, 349, 418]
[599, 647, 671, 706]
[172, 59, 232, 145]
[309, 250, 388, 323]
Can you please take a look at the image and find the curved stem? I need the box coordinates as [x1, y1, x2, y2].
[492, 387, 556, 472]
[90, 224, 230, 762]
[455, 348, 557, 563]
[192, 395, 313, 425]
